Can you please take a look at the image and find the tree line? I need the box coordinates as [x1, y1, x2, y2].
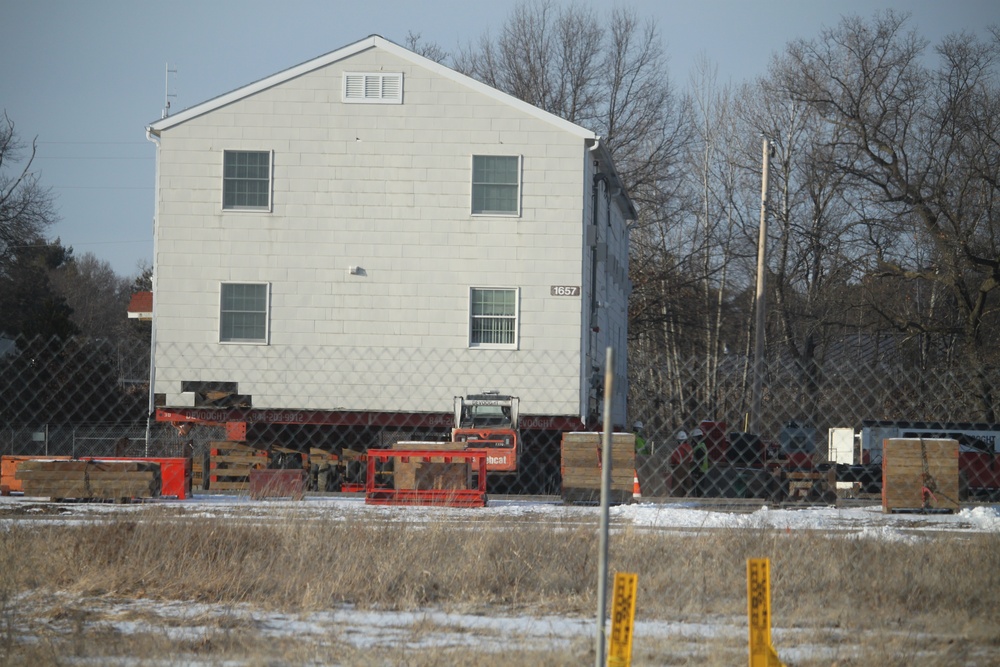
[0, 111, 151, 424]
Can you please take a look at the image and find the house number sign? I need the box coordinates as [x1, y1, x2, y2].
[550, 285, 580, 296]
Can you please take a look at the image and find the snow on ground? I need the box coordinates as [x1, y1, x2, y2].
[619, 501, 1000, 535]
[3, 495, 999, 664]
[4, 492, 998, 536]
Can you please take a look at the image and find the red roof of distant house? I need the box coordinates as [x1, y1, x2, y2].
[128, 291, 153, 320]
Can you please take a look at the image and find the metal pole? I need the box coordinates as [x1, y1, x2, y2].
[595, 346, 615, 667]
[751, 138, 771, 435]
[144, 127, 161, 458]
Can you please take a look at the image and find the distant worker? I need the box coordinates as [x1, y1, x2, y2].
[691, 427, 709, 496]
[669, 430, 693, 496]
[633, 422, 650, 456]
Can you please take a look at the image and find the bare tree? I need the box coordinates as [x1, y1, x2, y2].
[776, 11, 1000, 417]
[403, 31, 448, 64]
[0, 111, 57, 274]
[456, 1, 603, 125]
[50, 252, 133, 340]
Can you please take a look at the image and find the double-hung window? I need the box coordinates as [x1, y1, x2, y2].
[471, 155, 520, 215]
[223, 150, 272, 210]
[469, 287, 518, 348]
[220, 283, 269, 344]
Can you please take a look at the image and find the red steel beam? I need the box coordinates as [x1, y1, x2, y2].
[155, 407, 583, 431]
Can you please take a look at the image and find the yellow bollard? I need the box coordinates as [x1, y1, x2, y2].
[747, 558, 786, 667]
[608, 572, 638, 667]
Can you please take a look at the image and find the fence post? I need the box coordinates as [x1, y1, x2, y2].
[595, 347, 615, 667]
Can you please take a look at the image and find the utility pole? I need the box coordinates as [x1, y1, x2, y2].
[751, 138, 771, 435]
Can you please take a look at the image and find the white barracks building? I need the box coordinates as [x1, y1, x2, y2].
[145, 35, 635, 431]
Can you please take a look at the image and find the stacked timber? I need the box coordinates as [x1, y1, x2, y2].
[391, 441, 469, 491]
[3, 455, 70, 495]
[882, 438, 959, 513]
[561, 432, 635, 504]
[208, 442, 267, 491]
[15, 460, 161, 501]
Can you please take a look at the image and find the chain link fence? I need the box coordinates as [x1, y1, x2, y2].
[2, 335, 998, 501]
[0, 423, 221, 460]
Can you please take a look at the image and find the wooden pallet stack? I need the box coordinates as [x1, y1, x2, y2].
[391, 441, 468, 490]
[561, 432, 635, 504]
[882, 438, 959, 513]
[15, 460, 161, 501]
[207, 442, 268, 491]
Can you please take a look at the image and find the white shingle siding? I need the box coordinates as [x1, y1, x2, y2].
[151, 38, 631, 422]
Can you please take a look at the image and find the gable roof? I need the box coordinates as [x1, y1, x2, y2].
[147, 34, 595, 141]
[146, 34, 636, 219]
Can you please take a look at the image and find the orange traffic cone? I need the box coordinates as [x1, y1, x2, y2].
[633, 470, 641, 499]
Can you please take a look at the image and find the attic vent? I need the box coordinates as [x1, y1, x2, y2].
[343, 72, 403, 104]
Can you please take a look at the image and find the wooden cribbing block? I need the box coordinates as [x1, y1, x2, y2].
[392, 441, 467, 491]
[206, 441, 268, 491]
[882, 438, 959, 513]
[561, 432, 635, 504]
[15, 460, 161, 500]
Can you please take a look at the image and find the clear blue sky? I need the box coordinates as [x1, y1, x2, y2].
[4, 0, 998, 277]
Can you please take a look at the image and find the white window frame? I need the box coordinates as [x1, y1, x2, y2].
[222, 150, 273, 212]
[219, 282, 270, 344]
[468, 287, 519, 349]
[342, 72, 403, 104]
[471, 155, 522, 217]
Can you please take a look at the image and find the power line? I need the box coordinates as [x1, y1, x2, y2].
[38, 141, 149, 145]
[51, 186, 153, 190]
[6, 239, 150, 249]
[68, 239, 152, 247]
[36, 156, 151, 161]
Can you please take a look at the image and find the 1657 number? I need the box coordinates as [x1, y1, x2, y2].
[550, 285, 581, 297]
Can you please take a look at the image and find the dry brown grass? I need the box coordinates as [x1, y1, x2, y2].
[0, 504, 997, 665]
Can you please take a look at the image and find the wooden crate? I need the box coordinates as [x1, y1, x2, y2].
[391, 441, 468, 491]
[561, 432, 635, 504]
[208, 441, 268, 491]
[882, 438, 959, 513]
[15, 460, 161, 501]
